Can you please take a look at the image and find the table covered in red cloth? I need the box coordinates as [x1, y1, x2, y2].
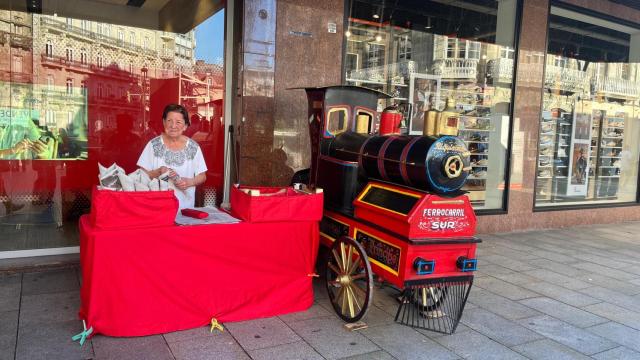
[78, 215, 319, 337]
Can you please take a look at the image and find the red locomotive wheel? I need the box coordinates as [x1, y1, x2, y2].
[325, 236, 373, 323]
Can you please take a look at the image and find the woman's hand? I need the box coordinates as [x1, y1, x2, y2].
[174, 177, 193, 190]
[12, 139, 31, 155]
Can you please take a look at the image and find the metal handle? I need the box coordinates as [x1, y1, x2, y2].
[444, 155, 463, 179]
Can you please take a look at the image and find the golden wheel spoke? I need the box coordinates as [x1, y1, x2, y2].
[350, 282, 367, 299]
[335, 284, 346, 306]
[340, 284, 349, 316]
[328, 263, 342, 276]
[340, 243, 348, 272]
[347, 257, 362, 276]
[332, 249, 344, 272]
[345, 244, 353, 274]
[350, 273, 367, 281]
[346, 284, 355, 318]
[346, 285, 362, 312]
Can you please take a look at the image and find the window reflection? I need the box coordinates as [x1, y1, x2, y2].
[535, 8, 640, 207]
[0, 5, 225, 252]
[343, 0, 517, 210]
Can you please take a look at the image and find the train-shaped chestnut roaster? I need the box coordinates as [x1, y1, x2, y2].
[295, 86, 480, 334]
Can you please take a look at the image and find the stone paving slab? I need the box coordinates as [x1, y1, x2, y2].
[3, 221, 640, 359]
[15, 320, 93, 360]
[247, 341, 323, 360]
[0, 310, 18, 360]
[92, 335, 174, 360]
[460, 308, 544, 347]
[518, 297, 608, 328]
[21, 269, 79, 296]
[434, 329, 526, 360]
[287, 316, 379, 360]
[585, 322, 640, 353]
[591, 346, 640, 360]
[18, 291, 80, 328]
[511, 339, 592, 360]
[225, 317, 301, 351]
[361, 323, 459, 360]
[516, 315, 618, 355]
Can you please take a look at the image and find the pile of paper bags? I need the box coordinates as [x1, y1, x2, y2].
[98, 163, 177, 192]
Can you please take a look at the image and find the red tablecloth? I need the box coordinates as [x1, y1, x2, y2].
[79, 215, 319, 337]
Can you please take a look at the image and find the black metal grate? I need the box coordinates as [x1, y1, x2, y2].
[395, 276, 473, 334]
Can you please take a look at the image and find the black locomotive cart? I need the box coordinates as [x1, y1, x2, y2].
[296, 86, 480, 334]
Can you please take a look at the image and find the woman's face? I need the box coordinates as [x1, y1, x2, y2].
[163, 111, 187, 138]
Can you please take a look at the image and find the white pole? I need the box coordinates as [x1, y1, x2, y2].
[221, 0, 236, 208]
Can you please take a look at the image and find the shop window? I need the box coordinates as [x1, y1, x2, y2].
[535, 6, 640, 207]
[343, 0, 518, 211]
[326, 108, 349, 137]
[0, 2, 226, 258]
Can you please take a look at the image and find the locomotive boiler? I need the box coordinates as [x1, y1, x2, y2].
[298, 85, 479, 334]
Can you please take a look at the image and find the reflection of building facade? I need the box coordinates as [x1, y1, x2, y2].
[32, 14, 197, 134]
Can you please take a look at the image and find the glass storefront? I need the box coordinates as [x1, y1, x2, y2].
[0, 3, 225, 254]
[343, 0, 519, 211]
[535, 6, 640, 207]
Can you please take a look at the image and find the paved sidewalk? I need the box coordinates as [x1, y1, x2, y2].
[2, 221, 640, 360]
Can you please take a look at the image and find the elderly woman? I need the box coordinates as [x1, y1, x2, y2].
[137, 104, 207, 209]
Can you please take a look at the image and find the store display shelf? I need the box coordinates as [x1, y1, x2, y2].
[600, 156, 621, 158]
[605, 125, 624, 129]
[601, 146, 622, 149]
[460, 128, 491, 132]
[470, 152, 489, 155]
[558, 134, 570, 137]
[599, 175, 620, 178]
[345, 78, 408, 87]
[538, 165, 553, 168]
[599, 166, 620, 168]
[471, 165, 488, 168]
[537, 176, 553, 179]
[555, 176, 568, 178]
[556, 165, 568, 168]
[559, 123, 572, 126]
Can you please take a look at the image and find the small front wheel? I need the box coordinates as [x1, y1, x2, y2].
[325, 236, 373, 322]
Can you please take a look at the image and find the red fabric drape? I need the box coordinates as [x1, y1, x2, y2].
[90, 189, 179, 230]
[79, 216, 319, 337]
[230, 185, 324, 222]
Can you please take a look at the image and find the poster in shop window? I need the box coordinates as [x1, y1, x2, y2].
[566, 111, 593, 196]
